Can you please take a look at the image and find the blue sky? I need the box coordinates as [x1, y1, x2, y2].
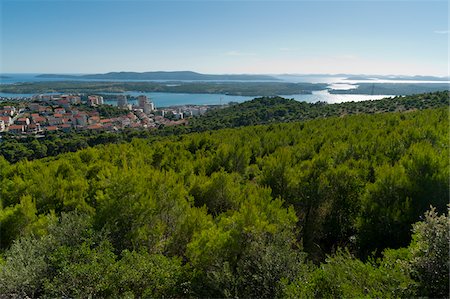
[1, 0, 448, 75]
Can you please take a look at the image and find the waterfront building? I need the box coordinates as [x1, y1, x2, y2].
[137, 95, 148, 108]
[118, 95, 128, 108]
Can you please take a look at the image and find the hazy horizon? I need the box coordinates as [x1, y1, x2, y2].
[1, 71, 449, 78]
[1, 0, 448, 76]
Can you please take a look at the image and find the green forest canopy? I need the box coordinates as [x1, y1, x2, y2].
[1, 91, 448, 163]
[0, 101, 449, 298]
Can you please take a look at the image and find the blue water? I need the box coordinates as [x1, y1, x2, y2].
[103, 92, 255, 107]
[0, 90, 392, 107]
[0, 73, 280, 84]
[0, 74, 87, 84]
[102, 91, 392, 107]
[2, 73, 449, 85]
[0, 73, 408, 105]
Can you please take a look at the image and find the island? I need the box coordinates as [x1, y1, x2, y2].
[36, 71, 280, 81]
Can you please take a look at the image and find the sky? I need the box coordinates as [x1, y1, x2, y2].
[0, 0, 448, 76]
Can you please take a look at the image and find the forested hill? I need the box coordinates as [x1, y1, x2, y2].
[189, 91, 449, 130]
[329, 82, 450, 95]
[0, 107, 448, 298]
[0, 91, 448, 163]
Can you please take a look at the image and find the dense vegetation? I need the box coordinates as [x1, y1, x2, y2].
[1, 91, 448, 163]
[329, 82, 449, 95]
[190, 91, 449, 129]
[0, 130, 156, 163]
[79, 103, 130, 118]
[0, 104, 448, 298]
[0, 81, 327, 96]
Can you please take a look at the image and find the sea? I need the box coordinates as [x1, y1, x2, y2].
[1, 73, 448, 107]
[99, 90, 392, 107]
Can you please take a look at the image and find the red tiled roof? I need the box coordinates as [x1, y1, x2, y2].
[33, 116, 46, 122]
[87, 124, 103, 130]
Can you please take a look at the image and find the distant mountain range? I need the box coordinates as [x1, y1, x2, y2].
[36, 71, 280, 81]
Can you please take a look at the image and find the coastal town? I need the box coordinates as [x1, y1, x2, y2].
[0, 94, 211, 135]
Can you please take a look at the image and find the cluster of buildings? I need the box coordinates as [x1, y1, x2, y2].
[0, 94, 213, 135]
[87, 95, 104, 106]
[0, 94, 142, 134]
[0, 106, 18, 133]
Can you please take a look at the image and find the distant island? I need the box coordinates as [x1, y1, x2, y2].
[345, 76, 375, 81]
[345, 75, 450, 81]
[329, 83, 450, 95]
[36, 71, 280, 81]
[0, 81, 327, 96]
[1, 80, 448, 96]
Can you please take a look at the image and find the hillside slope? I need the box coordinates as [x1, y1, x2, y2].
[1, 106, 448, 298]
[189, 91, 449, 130]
